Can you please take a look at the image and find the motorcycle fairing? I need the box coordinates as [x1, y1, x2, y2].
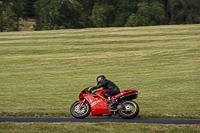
[84, 94, 112, 116]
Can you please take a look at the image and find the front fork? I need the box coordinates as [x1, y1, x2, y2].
[79, 99, 86, 109]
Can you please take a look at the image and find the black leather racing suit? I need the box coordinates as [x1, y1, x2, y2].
[91, 79, 120, 97]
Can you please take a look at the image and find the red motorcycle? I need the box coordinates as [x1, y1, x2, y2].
[70, 86, 139, 119]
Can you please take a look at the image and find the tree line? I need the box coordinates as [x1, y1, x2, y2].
[1, 0, 200, 31]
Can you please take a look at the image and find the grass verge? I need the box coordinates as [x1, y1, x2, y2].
[0, 24, 200, 119]
[0, 122, 200, 133]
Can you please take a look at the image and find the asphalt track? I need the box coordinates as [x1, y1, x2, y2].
[1, 117, 200, 124]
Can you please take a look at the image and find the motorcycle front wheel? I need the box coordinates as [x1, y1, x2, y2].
[118, 100, 139, 119]
[70, 101, 90, 118]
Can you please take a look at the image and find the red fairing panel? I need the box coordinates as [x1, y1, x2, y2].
[84, 94, 111, 116]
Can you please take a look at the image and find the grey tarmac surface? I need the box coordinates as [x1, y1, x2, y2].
[1, 117, 200, 124]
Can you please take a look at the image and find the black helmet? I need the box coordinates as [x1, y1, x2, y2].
[96, 75, 106, 84]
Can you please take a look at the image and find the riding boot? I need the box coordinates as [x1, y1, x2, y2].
[108, 96, 117, 108]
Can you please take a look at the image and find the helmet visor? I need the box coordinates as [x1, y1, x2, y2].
[97, 77, 102, 84]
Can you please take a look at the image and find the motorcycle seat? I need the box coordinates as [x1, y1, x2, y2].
[113, 89, 138, 98]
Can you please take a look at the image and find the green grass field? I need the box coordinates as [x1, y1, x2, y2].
[0, 25, 199, 120]
[0, 122, 199, 133]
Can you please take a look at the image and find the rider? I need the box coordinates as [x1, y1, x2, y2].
[88, 75, 120, 108]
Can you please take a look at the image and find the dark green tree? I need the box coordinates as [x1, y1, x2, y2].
[26, 0, 38, 18]
[0, 1, 18, 31]
[59, 0, 83, 29]
[76, 0, 94, 27]
[112, 0, 137, 27]
[168, 0, 182, 24]
[34, 0, 60, 30]
[34, 0, 83, 30]
[125, 1, 165, 26]
[149, 1, 166, 25]
[90, 3, 114, 27]
[0, 0, 29, 31]
[178, 0, 200, 24]
[1, 0, 200, 31]
[125, 13, 143, 27]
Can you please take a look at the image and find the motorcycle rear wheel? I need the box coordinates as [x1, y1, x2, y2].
[118, 100, 139, 119]
[70, 101, 90, 118]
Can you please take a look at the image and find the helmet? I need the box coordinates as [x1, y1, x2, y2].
[96, 75, 106, 84]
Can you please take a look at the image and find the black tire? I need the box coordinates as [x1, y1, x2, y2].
[70, 101, 90, 119]
[118, 100, 139, 119]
